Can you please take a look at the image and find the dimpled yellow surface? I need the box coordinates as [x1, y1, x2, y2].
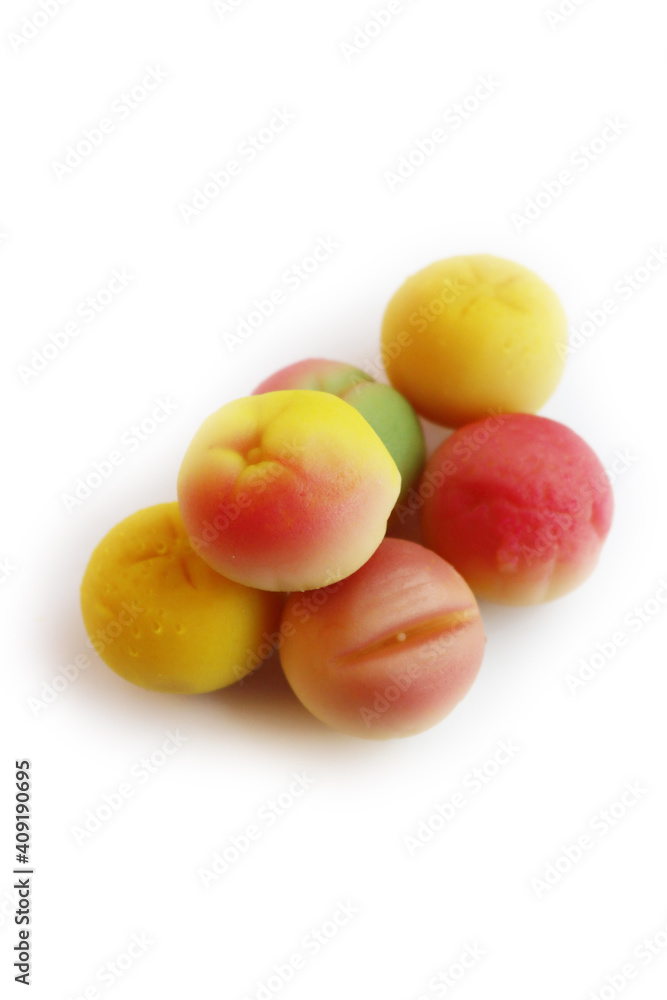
[382, 254, 568, 428]
[80, 503, 282, 692]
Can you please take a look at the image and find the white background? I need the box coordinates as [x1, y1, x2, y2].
[2, 0, 666, 997]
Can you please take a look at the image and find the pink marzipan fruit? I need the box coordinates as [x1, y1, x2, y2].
[421, 413, 614, 604]
[279, 538, 485, 739]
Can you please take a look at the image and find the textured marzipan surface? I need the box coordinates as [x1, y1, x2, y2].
[421, 414, 614, 605]
[382, 254, 568, 428]
[80, 503, 283, 692]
